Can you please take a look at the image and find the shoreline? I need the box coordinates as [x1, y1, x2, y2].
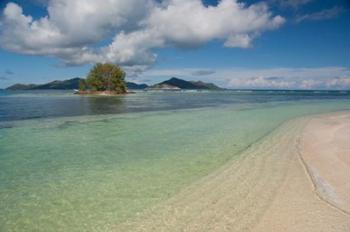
[75, 90, 134, 96]
[299, 113, 350, 215]
[115, 112, 350, 231]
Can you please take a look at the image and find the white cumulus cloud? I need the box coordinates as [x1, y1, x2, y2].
[142, 67, 350, 90]
[0, 0, 285, 68]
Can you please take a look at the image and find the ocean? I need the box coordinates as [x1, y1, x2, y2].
[1, 90, 350, 231]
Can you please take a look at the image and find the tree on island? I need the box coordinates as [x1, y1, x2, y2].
[79, 63, 127, 94]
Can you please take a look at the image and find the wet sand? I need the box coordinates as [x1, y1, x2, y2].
[114, 113, 350, 231]
[300, 113, 350, 213]
[253, 112, 350, 232]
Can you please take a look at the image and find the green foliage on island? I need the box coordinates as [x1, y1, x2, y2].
[80, 63, 127, 94]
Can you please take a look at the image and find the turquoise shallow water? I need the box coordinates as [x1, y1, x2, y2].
[1, 91, 350, 231]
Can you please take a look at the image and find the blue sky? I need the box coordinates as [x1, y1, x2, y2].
[0, 0, 350, 89]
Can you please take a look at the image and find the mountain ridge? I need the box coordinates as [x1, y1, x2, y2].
[6, 78, 149, 90]
[6, 77, 221, 91]
[148, 77, 221, 90]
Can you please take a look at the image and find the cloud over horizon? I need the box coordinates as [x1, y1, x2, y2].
[143, 66, 350, 90]
[0, 0, 285, 69]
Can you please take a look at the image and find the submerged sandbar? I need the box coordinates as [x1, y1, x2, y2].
[116, 113, 350, 231]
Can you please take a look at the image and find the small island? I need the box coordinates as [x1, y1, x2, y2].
[78, 63, 127, 95]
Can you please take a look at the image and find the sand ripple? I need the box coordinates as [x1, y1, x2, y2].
[113, 115, 350, 231]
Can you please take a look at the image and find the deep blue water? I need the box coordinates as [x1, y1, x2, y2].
[1, 89, 350, 122]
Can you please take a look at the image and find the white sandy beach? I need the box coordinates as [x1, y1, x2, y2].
[253, 112, 350, 232]
[300, 113, 350, 213]
[114, 112, 350, 231]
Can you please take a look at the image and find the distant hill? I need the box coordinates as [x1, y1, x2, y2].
[148, 77, 221, 90]
[6, 83, 39, 90]
[6, 78, 149, 90]
[189, 80, 221, 90]
[126, 82, 148, 90]
[34, 78, 82, 90]
[6, 78, 82, 90]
